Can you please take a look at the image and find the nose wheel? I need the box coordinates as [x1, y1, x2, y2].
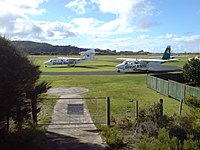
[117, 70, 120, 73]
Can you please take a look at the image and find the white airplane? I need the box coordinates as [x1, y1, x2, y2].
[44, 49, 95, 67]
[188, 55, 200, 61]
[116, 46, 179, 72]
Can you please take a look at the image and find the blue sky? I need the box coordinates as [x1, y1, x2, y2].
[0, 0, 200, 52]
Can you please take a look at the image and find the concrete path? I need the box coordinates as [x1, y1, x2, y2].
[45, 87, 106, 150]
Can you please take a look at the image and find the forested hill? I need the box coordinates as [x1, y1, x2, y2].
[12, 41, 150, 55]
[12, 41, 89, 55]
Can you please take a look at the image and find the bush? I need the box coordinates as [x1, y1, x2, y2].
[183, 58, 200, 86]
[117, 117, 133, 130]
[169, 115, 193, 143]
[99, 125, 125, 149]
[137, 128, 179, 150]
[136, 102, 172, 137]
[183, 135, 200, 150]
[185, 95, 200, 108]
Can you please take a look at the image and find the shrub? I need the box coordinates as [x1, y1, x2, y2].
[136, 102, 172, 137]
[99, 125, 125, 149]
[183, 135, 200, 150]
[183, 58, 200, 86]
[185, 95, 200, 108]
[137, 128, 179, 150]
[117, 117, 133, 130]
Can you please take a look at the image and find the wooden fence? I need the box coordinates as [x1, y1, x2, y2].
[147, 74, 200, 101]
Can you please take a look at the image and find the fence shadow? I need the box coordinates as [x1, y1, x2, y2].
[44, 130, 106, 150]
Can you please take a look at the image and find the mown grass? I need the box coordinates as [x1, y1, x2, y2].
[40, 74, 190, 120]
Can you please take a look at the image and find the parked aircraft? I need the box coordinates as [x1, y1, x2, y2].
[44, 49, 95, 67]
[116, 46, 179, 72]
[188, 55, 200, 61]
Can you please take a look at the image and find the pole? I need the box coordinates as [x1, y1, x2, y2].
[135, 100, 138, 120]
[106, 97, 110, 126]
[180, 98, 183, 116]
[160, 99, 163, 116]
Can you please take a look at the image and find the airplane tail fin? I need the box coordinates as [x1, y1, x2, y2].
[161, 45, 171, 60]
[80, 49, 95, 60]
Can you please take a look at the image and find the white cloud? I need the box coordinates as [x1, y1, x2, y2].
[0, 0, 76, 42]
[65, 0, 87, 15]
[174, 35, 200, 42]
[0, 0, 47, 16]
[70, 17, 103, 35]
[0, 0, 199, 52]
[87, 33, 200, 52]
[91, 0, 158, 31]
[64, 0, 158, 35]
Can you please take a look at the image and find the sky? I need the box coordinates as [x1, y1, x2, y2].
[0, 0, 200, 53]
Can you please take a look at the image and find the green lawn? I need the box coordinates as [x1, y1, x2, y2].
[40, 75, 189, 119]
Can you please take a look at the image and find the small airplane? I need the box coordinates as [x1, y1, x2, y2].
[188, 55, 200, 61]
[116, 45, 179, 72]
[44, 49, 95, 67]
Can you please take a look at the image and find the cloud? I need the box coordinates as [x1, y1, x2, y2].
[65, 0, 87, 15]
[64, 0, 158, 34]
[0, 0, 76, 42]
[91, 0, 158, 31]
[0, 0, 47, 16]
[87, 33, 200, 52]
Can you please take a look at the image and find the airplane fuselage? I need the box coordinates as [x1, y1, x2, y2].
[44, 57, 87, 66]
[116, 61, 161, 71]
[44, 49, 95, 67]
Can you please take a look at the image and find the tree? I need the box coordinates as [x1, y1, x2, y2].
[0, 36, 50, 131]
[183, 58, 200, 86]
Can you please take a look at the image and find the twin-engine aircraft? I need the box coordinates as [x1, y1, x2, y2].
[44, 49, 95, 67]
[116, 46, 179, 72]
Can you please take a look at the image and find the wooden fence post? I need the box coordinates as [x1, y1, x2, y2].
[31, 96, 37, 127]
[135, 100, 139, 120]
[106, 97, 110, 126]
[180, 98, 183, 116]
[160, 99, 163, 116]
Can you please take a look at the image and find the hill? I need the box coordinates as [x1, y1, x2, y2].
[12, 41, 150, 55]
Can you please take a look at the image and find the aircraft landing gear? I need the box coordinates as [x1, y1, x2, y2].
[117, 70, 120, 73]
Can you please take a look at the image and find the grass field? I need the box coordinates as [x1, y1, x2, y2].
[34, 53, 198, 120]
[40, 75, 190, 120]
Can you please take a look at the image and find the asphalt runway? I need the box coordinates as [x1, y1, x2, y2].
[42, 65, 182, 76]
[42, 71, 124, 75]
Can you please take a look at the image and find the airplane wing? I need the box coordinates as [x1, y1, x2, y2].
[117, 58, 168, 62]
[59, 57, 81, 60]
